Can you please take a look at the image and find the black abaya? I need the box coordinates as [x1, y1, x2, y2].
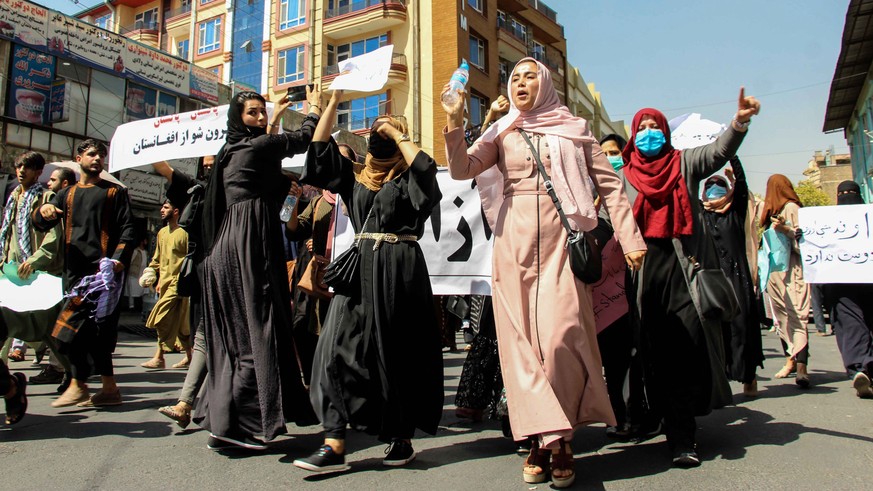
[304, 140, 444, 442]
[195, 117, 319, 441]
[701, 159, 764, 383]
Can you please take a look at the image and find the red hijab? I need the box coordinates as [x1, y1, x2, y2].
[622, 108, 693, 238]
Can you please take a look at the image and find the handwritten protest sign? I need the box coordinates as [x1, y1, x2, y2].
[328, 45, 394, 92]
[331, 170, 493, 295]
[798, 204, 873, 283]
[591, 238, 629, 333]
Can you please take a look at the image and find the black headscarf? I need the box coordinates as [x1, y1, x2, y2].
[837, 180, 865, 205]
[599, 133, 627, 151]
[202, 91, 268, 255]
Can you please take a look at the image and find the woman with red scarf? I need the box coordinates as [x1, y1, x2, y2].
[620, 89, 760, 467]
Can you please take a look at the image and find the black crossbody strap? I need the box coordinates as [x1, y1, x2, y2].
[517, 129, 575, 235]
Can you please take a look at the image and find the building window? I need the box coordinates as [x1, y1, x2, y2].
[134, 8, 158, 30]
[177, 39, 190, 60]
[289, 101, 304, 113]
[498, 59, 510, 86]
[328, 34, 388, 65]
[337, 93, 387, 131]
[468, 0, 483, 13]
[470, 93, 488, 127]
[94, 13, 112, 30]
[208, 66, 221, 77]
[277, 46, 305, 85]
[279, 0, 306, 30]
[532, 41, 545, 63]
[469, 33, 486, 70]
[198, 18, 221, 55]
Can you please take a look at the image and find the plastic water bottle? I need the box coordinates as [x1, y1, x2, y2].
[441, 60, 469, 106]
[279, 195, 297, 222]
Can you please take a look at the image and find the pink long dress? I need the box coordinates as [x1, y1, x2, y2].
[445, 127, 645, 447]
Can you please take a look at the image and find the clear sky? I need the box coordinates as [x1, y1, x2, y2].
[41, 1, 850, 194]
[549, 0, 849, 194]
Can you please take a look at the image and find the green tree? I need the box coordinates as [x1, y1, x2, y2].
[795, 180, 833, 207]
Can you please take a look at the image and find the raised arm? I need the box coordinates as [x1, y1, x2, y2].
[682, 88, 760, 181]
[441, 85, 499, 179]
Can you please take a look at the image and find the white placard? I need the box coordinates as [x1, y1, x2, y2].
[331, 170, 493, 295]
[109, 105, 228, 171]
[798, 204, 873, 283]
[328, 45, 394, 93]
[119, 169, 166, 203]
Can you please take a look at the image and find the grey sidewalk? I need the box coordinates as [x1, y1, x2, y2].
[0, 324, 870, 491]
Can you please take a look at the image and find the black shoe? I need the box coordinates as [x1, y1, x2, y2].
[672, 450, 701, 468]
[207, 432, 267, 451]
[293, 445, 350, 473]
[383, 439, 416, 467]
[56, 374, 72, 394]
[30, 365, 65, 385]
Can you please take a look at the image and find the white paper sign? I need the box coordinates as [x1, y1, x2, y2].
[329, 45, 394, 92]
[109, 105, 228, 171]
[119, 169, 166, 203]
[331, 170, 493, 295]
[798, 204, 873, 283]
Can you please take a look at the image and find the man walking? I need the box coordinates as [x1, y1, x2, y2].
[0, 152, 67, 382]
[140, 198, 191, 370]
[34, 139, 136, 408]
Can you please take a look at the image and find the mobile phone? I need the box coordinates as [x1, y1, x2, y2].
[287, 84, 314, 103]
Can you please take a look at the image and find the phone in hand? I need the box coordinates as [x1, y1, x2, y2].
[287, 84, 315, 103]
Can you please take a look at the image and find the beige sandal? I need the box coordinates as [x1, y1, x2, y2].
[774, 357, 796, 379]
[522, 440, 550, 484]
[551, 439, 575, 489]
[141, 358, 166, 369]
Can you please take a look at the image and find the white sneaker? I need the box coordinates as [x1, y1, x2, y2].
[852, 372, 873, 399]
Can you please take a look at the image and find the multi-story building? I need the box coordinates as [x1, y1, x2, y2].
[802, 149, 852, 201]
[824, 0, 873, 202]
[77, 0, 625, 163]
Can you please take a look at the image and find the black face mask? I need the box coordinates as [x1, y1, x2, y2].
[368, 130, 397, 159]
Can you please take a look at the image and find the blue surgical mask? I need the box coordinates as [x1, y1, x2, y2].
[607, 155, 624, 171]
[705, 184, 728, 200]
[635, 128, 666, 157]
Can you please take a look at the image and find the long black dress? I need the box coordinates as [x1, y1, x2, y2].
[195, 118, 319, 441]
[701, 158, 764, 383]
[304, 140, 444, 442]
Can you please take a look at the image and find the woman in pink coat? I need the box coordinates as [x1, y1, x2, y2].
[442, 58, 646, 488]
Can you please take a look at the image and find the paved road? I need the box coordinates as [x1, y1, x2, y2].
[1, 318, 870, 490]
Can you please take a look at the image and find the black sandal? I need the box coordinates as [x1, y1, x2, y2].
[5, 373, 27, 425]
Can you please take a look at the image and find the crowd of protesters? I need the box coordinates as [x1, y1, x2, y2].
[3, 57, 873, 490]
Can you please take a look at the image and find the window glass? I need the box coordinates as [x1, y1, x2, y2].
[87, 70, 125, 139]
[277, 46, 305, 85]
[279, 0, 306, 30]
[198, 18, 221, 54]
[53, 80, 88, 135]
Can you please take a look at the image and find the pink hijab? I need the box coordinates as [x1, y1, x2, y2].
[476, 58, 598, 232]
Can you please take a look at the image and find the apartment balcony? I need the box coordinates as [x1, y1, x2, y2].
[324, 0, 407, 39]
[120, 20, 160, 47]
[322, 52, 408, 86]
[164, 4, 192, 37]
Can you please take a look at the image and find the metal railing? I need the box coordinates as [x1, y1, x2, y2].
[326, 0, 406, 19]
[164, 4, 192, 20]
[497, 15, 528, 44]
[324, 52, 406, 76]
[121, 19, 159, 33]
[527, 0, 557, 23]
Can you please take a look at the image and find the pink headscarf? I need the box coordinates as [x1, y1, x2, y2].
[476, 58, 598, 232]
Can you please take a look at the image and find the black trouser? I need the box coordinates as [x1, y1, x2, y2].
[597, 314, 640, 428]
[830, 295, 873, 377]
[0, 314, 10, 394]
[68, 304, 122, 382]
[322, 401, 415, 442]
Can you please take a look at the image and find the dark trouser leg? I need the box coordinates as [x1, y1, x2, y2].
[832, 297, 873, 377]
[322, 400, 348, 440]
[597, 315, 633, 427]
[0, 360, 10, 395]
[794, 345, 809, 365]
[233, 353, 263, 437]
[68, 324, 96, 382]
[811, 285, 827, 333]
[92, 304, 122, 377]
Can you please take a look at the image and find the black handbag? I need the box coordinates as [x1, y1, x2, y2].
[322, 205, 375, 294]
[518, 129, 610, 284]
[672, 239, 739, 322]
[176, 254, 199, 298]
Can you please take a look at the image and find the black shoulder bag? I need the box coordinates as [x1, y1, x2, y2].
[518, 129, 610, 284]
[322, 205, 375, 294]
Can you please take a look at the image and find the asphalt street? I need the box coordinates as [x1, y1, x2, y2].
[1, 316, 871, 491]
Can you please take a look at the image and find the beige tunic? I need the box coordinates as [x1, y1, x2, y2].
[145, 225, 190, 351]
[445, 127, 645, 446]
[766, 202, 810, 357]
